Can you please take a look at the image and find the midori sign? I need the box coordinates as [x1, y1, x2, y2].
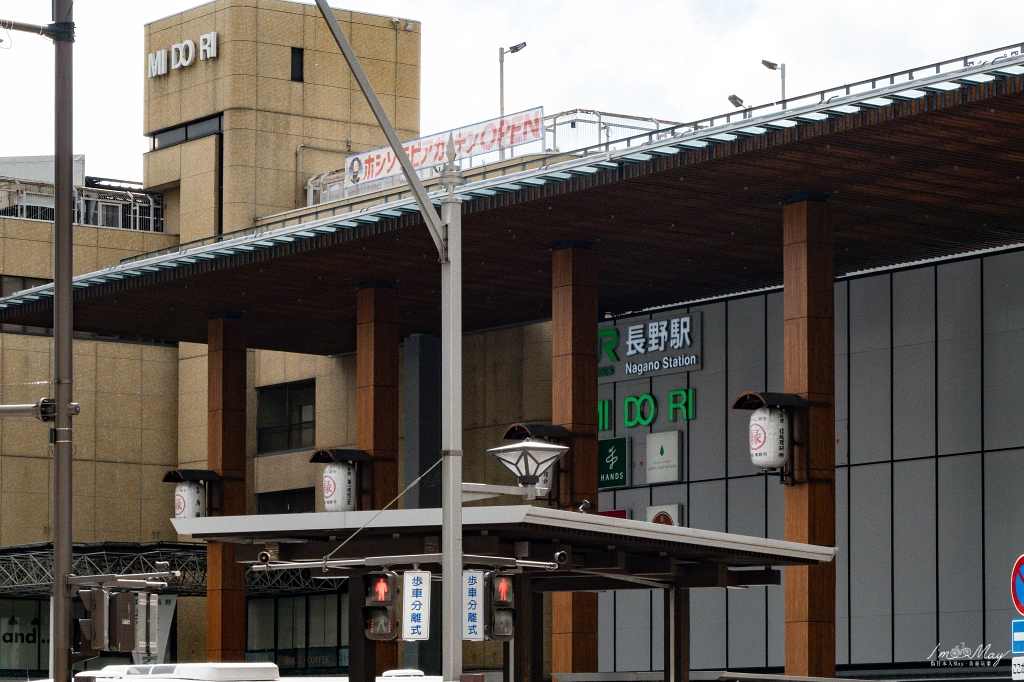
[598, 311, 702, 384]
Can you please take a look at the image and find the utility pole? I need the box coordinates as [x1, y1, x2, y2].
[312, 3, 463, 681]
[0, 5, 76, 682]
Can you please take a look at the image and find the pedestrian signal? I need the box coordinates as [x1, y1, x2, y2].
[79, 589, 137, 653]
[486, 572, 515, 642]
[362, 571, 399, 640]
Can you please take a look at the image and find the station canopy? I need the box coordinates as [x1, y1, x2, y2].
[3, 48, 1024, 355]
[173, 505, 836, 590]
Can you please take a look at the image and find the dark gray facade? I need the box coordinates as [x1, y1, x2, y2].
[597, 248, 1024, 672]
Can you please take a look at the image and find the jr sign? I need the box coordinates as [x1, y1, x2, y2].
[598, 311, 702, 384]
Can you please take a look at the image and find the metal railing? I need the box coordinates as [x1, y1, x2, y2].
[304, 109, 680, 206]
[0, 176, 164, 232]
[116, 40, 1024, 267]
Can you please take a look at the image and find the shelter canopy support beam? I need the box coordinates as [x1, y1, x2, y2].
[782, 197, 836, 677]
[551, 243, 599, 675]
[206, 314, 247, 662]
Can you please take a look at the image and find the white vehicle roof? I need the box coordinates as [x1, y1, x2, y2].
[74, 663, 437, 682]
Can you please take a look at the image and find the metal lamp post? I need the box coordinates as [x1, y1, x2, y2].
[312, 3, 464, 681]
[762, 59, 786, 108]
[0, 7, 76, 682]
[498, 41, 526, 160]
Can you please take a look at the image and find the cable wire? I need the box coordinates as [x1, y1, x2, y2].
[323, 455, 444, 564]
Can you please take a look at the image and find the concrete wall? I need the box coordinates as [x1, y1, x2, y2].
[143, 0, 421, 232]
[0, 216, 181, 546]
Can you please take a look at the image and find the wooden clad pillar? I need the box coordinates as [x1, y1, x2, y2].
[782, 197, 836, 677]
[551, 244, 599, 674]
[206, 314, 247, 662]
[355, 283, 399, 674]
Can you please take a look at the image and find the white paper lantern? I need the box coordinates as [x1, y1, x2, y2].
[749, 406, 790, 470]
[323, 461, 357, 512]
[174, 481, 206, 518]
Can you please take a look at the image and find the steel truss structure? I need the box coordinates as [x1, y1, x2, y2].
[0, 542, 343, 597]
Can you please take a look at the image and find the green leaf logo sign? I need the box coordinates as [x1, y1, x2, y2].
[659, 445, 665, 457]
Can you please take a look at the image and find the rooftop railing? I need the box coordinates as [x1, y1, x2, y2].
[0, 176, 164, 232]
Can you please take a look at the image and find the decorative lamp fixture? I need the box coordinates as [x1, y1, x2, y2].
[487, 438, 568, 486]
[728, 94, 745, 108]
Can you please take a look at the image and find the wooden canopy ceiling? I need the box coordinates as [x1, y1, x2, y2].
[4, 77, 1024, 355]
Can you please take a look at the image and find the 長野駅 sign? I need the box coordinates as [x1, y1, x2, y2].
[598, 311, 702, 384]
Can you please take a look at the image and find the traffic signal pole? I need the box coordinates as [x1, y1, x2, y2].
[0, 6, 75, 682]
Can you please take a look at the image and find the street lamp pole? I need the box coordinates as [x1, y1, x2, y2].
[762, 59, 786, 109]
[0, 7, 75, 682]
[312, 4, 463, 681]
[498, 42, 526, 161]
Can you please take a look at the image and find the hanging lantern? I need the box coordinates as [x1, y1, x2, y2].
[174, 481, 206, 518]
[323, 461, 357, 512]
[749, 406, 790, 470]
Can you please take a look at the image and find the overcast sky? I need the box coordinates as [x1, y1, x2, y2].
[0, 0, 1021, 181]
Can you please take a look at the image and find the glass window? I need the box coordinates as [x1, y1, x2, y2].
[257, 380, 315, 454]
[291, 47, 304, 82]
[0, 599, 44, 672]
[257, 488, 315, 515]
[247, 599, 275, 653]
[186, 117, 221, 140]
[101, 203, 121, 228]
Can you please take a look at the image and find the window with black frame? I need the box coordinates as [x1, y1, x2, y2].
[257, 380, 315, 454]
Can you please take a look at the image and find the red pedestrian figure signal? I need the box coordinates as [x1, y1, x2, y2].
[362, 571, 399, 640]
[375, 577, 389, 602]
[487, 572, 515, 642]
[497, 576, 510, 601]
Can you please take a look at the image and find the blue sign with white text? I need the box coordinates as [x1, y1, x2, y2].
[1012, 619, 1024, 655]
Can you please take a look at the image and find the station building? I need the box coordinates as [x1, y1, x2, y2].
[1, 1, 1024, 681]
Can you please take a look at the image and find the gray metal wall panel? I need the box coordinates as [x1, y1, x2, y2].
[688, 370, 726, 481]
[936, 333, 981, 455]
[728, 366, 764, 477]
[836, 282, 850, 467]
[614, 589, 651, 671]
[835, 466, 849, 665]
[766, 292, 784, 392]
[696, 302, 727, 374]
[765, 477, 785, 669]
[936, 260, 981, 455]
[849, 463, 892, 663]
[893, 268, 935, 347]
[726, 288, 766, 480]
[689, 479, 726, 531]
[893, 458, 937, 661]
[984, 328, 1024, 451]
[938, 454, 984, 647]
[893, 342, 935, 460]
[937, 259, 981, 341]
[850, 274, 891, 353]
[650, 483, 687, 521]
[984, 449, 1024, 650]
[651, 591, 663, 672]
[599, 591, 615, 672]
[727, 476, 767, 669]
[983, 250, 1024, 334]
[613, 486, 651, 524]
[688, 479, 727, 668]
[849, 347, 891, 464]
[598, 491, 616, 512]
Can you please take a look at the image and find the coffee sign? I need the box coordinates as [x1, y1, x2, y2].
[598, 311, 702, 384]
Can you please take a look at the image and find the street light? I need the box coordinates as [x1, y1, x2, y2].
[499, 41, 526, 160]
[762, 59, 786, 109]
[487, 438, 568, 485]
[728, 94, 745, 108]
